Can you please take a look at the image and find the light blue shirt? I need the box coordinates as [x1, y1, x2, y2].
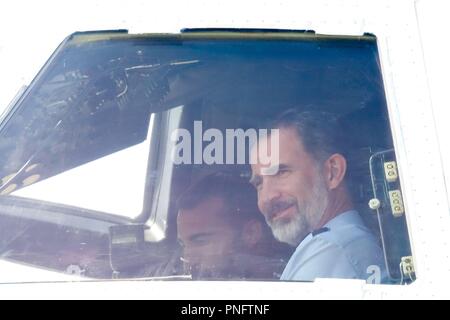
[280, 210, 386, 283]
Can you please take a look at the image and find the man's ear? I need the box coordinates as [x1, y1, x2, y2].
[241, 220, 263, 248]
[324, 153, 347, 190]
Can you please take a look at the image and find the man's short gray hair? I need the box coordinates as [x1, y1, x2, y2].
[270, 109, 347, 163]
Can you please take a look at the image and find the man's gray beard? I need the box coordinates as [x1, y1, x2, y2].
[266, 175, 329, 247]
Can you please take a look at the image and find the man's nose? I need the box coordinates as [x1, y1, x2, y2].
[259, 180, 282, 208]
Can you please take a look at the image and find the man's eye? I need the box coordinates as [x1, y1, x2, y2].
[277, 169, 290, 177]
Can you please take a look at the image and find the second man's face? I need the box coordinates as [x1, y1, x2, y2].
[177, 197, 240, 279]
[250, 127, 329, 246]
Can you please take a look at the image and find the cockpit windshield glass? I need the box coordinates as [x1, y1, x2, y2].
[0, 31, 413, 284]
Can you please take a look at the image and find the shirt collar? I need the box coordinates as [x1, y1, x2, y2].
[323, 210, 363, 230]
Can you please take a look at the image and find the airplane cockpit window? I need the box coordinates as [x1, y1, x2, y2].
[0, 30, 413, 284]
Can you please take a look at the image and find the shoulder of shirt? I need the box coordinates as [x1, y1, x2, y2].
[284, 211, 385, 281]
[286, 235, 360, 279]
[314, 211, 378, 249]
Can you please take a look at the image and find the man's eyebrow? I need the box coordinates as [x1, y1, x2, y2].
[189, 232, 214, 242]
